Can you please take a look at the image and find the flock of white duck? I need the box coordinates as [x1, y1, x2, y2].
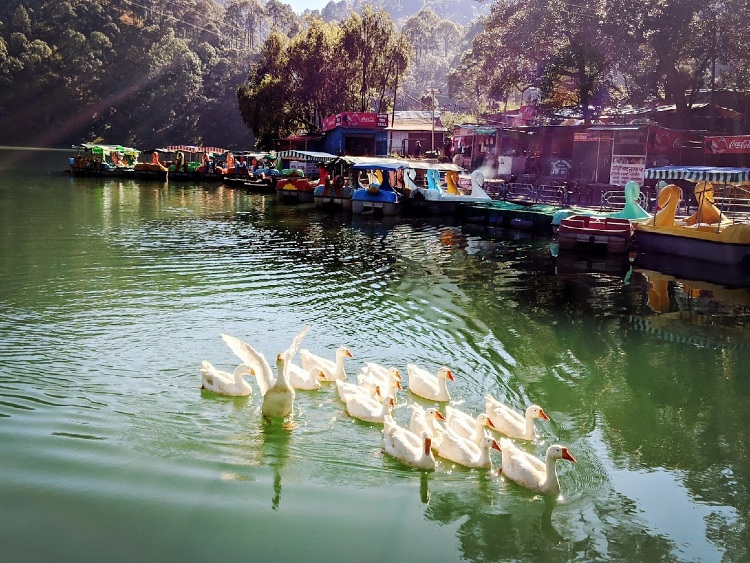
[199, 326, 577, 497]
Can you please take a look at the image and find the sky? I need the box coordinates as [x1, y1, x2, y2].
[286, 0, 329, 14]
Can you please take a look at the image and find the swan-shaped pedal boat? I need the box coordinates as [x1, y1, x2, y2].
[485, 395, 549, 440]
[300, 346, 354, 382]
[199, 360, 254, 396]
[407, 364, 454, 401]
[499, 438, 576, 496]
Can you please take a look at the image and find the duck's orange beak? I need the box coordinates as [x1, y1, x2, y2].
[486, 418, 496, 429]
[562, 447, 576, 463]
[435, 410, 446, 421]
[424, 436, 432, 455]
[446, 369, 455, 381]
[539, 408, 550, 421]
[491, 440, 502, 452]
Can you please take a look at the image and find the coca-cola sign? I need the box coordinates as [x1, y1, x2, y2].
[705, 135, 750, 154]
[320, 112, 384, 131]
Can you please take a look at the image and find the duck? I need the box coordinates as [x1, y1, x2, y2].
[383, 417, 435, 470]
[408, 404, 446, 445]
[262, 351, 296, 419]
[221, 333, 275, 396]
[406, 364, 454, 402]
[357, 366, 402, 401]
[435, 430, 501, 469]
[445, 405, 497, 444]
[287, 360, 322, 390]
[221, 327, 310, 395]
[499, 439, 577, 496]
[485, 395, 549, 440]
[199, 360, 254, 396]
[344, 393, 394, 424]
[335, 379, 380, 403]
[300, 346, 354, 382]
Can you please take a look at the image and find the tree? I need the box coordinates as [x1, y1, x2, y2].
[237, 8, 409, 147]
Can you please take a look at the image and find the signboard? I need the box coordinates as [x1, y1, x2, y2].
[320, 112, 386, 132]
[705, 135, 750, 154]
[610, 155, 646, 186]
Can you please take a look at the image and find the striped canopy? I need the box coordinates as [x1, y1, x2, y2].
[276, 150, 337, 163]
[645, 166, 750, 183]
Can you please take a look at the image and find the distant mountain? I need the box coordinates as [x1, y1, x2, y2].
[352, 0, 489, 25]
[308, 0, 489, 25]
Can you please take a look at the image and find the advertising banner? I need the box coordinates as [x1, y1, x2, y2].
[705, 135, 750, 154]
[320, 112, 387, 132]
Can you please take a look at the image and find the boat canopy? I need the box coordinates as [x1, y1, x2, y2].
[277, 150, 337, 163]
[403, 160, 463, 172]
[351, 158, 410, 171]
[73, 143, 139, 157]
[645, 166, 750, 184]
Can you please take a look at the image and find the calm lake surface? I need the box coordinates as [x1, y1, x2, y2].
[1, 148, 749, 562]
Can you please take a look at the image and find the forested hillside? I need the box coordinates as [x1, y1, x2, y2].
[3, 0, 749, 148]
[0, 0, 483, 147]
[0, 0, 296, 147]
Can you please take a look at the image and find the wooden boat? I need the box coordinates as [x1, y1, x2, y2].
[634, 167, 750, 266]
[159, 145, 226, 182]
[557, 215, 634, 253]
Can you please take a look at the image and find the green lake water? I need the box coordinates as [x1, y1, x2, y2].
[1, 148, 749, 562]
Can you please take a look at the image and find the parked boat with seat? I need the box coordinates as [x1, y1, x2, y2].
[634, 166, 750, 267]
[351, 158, 410, 217]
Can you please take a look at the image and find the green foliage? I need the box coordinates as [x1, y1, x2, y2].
[237, 7, 410, 149]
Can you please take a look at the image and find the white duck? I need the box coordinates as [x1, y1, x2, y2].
[408, 404, 446, 445]
[287, 360, 322, 390]
[406, 364, 454, 402]
[221, 327, 309, 420]
[335, 379, 380, 403]
[436, 431, 501, 469]
[199, 360, 254, 397]
[499, 439, 576, 495]
[300, 346, 354, 382]
[358, 365, 402, 398]
[485, 395, 549, 440]
[344, 393, 394, 424]
[262, 352, 295, 419]
[445, 405, 497, 444]
[383, 417, 435, 470]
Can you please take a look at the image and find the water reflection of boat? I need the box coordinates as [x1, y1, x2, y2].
[554, 248, 631, 277]
[628, 266, 750, 349]
[633, 250, 750, 290]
